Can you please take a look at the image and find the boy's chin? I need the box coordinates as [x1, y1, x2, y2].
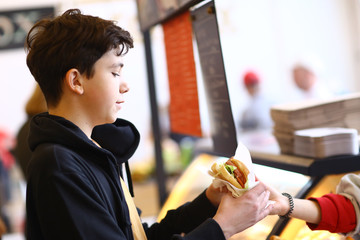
[107, 117, 117, 124]
[99, 116, 117, 125]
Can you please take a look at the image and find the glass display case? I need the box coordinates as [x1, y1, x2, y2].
[157, 152, 359, 240]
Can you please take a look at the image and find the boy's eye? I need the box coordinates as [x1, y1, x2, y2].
[112, 72, 120, 77]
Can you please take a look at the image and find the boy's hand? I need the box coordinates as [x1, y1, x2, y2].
[206, 183, 229, 207]
[213, 182, 273, 239]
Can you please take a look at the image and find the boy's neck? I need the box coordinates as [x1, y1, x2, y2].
[48, 107, 94, 139]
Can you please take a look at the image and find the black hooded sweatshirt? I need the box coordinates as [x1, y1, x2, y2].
[26, 113, 225, 240]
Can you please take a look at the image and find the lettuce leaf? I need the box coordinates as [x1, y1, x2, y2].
[224, 164, 237, 177]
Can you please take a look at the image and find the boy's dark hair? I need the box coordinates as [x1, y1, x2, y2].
[25, 8, 134, 107]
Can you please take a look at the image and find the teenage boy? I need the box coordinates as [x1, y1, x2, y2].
[25, 9, 273, 240]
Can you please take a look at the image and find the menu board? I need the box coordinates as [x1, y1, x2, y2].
[136, 0, 202, 31]
[163, 11, 202, 137]
[191, 1, 237, 157]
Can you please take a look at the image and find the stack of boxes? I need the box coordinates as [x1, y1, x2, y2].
[270, 93, 360, 155]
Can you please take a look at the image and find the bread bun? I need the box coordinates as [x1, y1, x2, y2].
[211, 157, 250, 189]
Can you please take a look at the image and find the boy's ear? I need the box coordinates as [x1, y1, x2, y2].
[65, 69, 84, 95]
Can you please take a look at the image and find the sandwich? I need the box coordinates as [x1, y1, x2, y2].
[211, 157, 250, 189]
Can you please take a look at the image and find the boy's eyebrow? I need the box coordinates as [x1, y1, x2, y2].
[111, 62, 124, 68]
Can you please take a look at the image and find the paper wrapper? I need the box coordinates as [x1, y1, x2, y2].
[209, 142, 258, 198]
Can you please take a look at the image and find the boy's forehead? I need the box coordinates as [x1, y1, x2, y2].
[100, 49, 124, 67]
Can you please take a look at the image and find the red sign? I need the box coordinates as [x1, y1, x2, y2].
[163, 11, 202, 137]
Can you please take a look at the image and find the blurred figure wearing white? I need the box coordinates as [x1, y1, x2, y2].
[291, 53, 333, 101]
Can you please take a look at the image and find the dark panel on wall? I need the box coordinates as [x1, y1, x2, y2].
[0, 7, 54, 50]
[191, 1, 238, 157]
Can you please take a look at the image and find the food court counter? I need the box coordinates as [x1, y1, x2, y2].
[157, 132, 360, 240]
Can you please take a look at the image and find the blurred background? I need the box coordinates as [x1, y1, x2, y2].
[0, 0, 360, 239]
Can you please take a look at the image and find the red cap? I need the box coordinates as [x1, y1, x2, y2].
[243, 71, 260, 86]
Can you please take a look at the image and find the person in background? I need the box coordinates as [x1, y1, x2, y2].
[291, 54, 333, 101]
[0, 129, 16, 233]
[269, 173, 360, 237]
[239, 71, 273, 131]
[24, 9, 273, 240]
[12, 84, 47, 179]
[0, 157, 10, 234]
[0, 217, 6, 237]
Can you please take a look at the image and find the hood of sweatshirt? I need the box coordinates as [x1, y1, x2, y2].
[28, 112, 140, 167]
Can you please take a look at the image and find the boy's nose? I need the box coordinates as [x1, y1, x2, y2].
[120, 82, 129, 93]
